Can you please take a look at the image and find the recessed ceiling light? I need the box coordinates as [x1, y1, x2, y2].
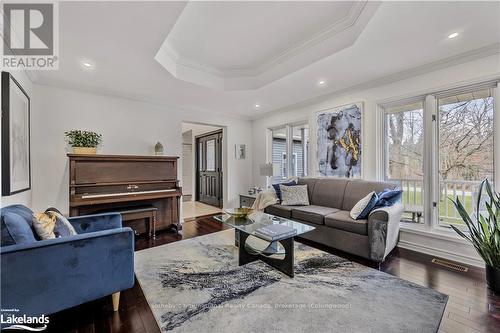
[318, 80, 326, 86]
[254, 104, 260, 109]
[448, 32, 459, 39]
[80, 60, 95, 70]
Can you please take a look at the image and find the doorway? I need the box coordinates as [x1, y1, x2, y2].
[196, 130, 223, 208]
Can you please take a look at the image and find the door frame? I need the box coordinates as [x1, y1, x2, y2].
[195, 129, 224, 208]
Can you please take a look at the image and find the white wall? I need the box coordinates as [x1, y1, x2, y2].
[252, 54, 500, 187]
[251, 54, 500, 267]
[181, 130, 193, 197]
[0, 70, 35, 208]
[31, 84, 253, 213]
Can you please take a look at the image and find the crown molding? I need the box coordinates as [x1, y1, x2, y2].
[155, 1, 379, 90]
[243, 0, 368, 77]
[252, 43, 500, 120]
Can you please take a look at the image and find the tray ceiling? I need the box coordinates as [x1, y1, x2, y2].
[156, 1, 380, 90]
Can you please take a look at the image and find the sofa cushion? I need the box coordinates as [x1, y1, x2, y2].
[272, 180, 297, 202]
[280, 185, 309, 206]
[297, 178, 318, 203]
[350, 191, 378, 220]
[2, 212, 37, 245]
[373, 189, 403, 209]
[292, 205, 339, 225]
[342, 180, 396, 211]
[264, 204, 296, 219]
[311, 178, 349, 209]
[325, 210, 368, 235]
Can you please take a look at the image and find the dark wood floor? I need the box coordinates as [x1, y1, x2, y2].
[46, 216, 500, 333]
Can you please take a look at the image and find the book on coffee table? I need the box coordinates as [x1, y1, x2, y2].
[255, 224, 297, 241]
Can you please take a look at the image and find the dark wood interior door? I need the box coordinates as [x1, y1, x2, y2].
[196, 130, 223, 207]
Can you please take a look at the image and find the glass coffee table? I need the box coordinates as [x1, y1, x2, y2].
[214, 212, 315, 277]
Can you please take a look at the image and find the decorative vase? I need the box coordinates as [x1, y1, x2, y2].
[486, 265, 500, 294]
[154, 142, 164, 155]
[73, 147, 97, 154]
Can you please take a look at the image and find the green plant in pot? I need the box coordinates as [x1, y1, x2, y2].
[450, 179, 500, 293]
[65, 130, 102, 154]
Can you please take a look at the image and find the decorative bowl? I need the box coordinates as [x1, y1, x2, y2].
[225, 207, 253, 218]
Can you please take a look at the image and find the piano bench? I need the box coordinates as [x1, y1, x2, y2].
[115, 206, 158, 240]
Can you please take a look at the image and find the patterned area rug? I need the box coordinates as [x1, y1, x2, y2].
[135, 230, 447, 332]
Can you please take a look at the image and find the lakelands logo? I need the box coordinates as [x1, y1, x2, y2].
[1, 0, 59, 70]
[1, 308, 49, 331]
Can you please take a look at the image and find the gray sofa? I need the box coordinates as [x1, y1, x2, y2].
[265, 178, 404, 263]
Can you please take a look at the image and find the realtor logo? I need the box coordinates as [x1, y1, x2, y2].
[1, 1, 59, 70]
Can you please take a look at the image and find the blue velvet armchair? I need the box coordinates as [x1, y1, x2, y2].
[0, 204, 135, 319]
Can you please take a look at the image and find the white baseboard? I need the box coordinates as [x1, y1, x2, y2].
[397, 239, 484, 268]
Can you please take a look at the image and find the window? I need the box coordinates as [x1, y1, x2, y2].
[270, 123, 309, 183]
[271, 127, 287, 182]
[206, 139, 216, 172]
[292, 124, 309, 177]
[281, 152, 298, 177]
[384, 101, 424, 223]
[381, 83, 497, 230]
[437, 89, 495, 226]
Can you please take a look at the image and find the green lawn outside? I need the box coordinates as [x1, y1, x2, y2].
[401, 189, 472, 225]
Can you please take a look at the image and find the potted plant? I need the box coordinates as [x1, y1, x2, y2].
[65, 130, 102, 154]
[450, 179, 500, 293]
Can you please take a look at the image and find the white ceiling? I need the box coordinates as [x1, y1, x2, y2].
[159, 1, 379, 89]
[169, 2, 355, 71]
[33, 1, 500, 119]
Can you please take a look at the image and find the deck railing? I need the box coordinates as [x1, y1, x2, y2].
[390, 178, 481, 224]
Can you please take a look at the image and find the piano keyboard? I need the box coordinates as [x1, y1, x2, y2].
[81, 189, 177, 199]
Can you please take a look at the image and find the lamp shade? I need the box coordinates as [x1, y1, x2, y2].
[260, 163, 279, 177]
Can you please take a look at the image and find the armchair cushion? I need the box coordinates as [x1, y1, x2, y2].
[2, 212, 37, 245]
[68, 213, 122, 234]
[33, 210, 77, 239]
[1, 204, 39, 246]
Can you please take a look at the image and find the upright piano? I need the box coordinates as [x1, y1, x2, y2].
[68, 154, 182, 234]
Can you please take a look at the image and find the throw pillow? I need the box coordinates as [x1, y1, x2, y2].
[280, 184, 309, 206]
[32, 208, 77, 240]
[374, 189, 403, 209]
[2, 212, 38, 245]
[350, 191, 378, 220]
[272, 180, 297, 202]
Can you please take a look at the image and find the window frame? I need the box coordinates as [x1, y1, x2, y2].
[268, 121, 309, 186]
[382, 98, 426, 224]
[378, 81, 498, 232]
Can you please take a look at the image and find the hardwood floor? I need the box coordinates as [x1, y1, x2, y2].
[47, 216, 500, 333]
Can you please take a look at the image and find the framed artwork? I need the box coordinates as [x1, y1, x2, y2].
[235, 144, 246, 160]
[317, 102, 362, 178]
[1, 71, 31, 196]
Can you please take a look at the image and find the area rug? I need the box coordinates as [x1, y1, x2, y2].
[135, 230, 447, 332]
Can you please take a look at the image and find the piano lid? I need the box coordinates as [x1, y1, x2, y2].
[68, 154, 179, 185]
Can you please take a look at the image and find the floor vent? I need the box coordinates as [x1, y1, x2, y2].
[431, 258, 468, 272]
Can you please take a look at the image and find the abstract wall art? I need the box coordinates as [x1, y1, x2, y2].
[1, 72, 31, 196]
[317, 103, 362, 178]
